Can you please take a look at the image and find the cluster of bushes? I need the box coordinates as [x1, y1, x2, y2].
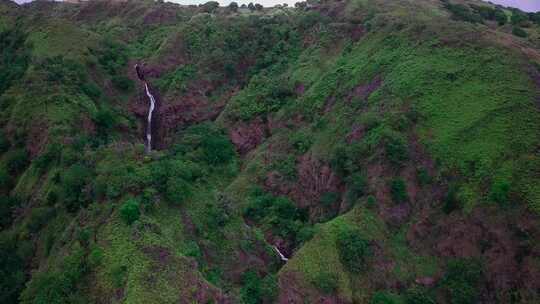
[0, 195, 20, 229]
[0, 232, 29, 304]
[20, 248, 89, 304]
[442, 1, 506, 25]
[240, 271, 277, 304]
[59, 163, 94, 212]
[332, 125, 409, 178]
[244, 188, 313, 245]
[157, 65, 197, 94]
[92, 39, 133, 92]
[441, 0, 538, 38]
[0, 132, 10, 153]
[312, 271, 339, 294]
[171, 123, 236, 166]
[230, 73, 296, 120]
[37, 55, 104, 103]
[442, 258, 483, 304]
[336, 228, 372, 273]
[5, 148, 29, 175]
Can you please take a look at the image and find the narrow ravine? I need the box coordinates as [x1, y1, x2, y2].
[135, 64, 156, 152]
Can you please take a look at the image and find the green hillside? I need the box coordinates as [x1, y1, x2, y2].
[1, 0, 539, 303]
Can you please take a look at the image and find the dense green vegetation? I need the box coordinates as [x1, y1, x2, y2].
[0, 0, 539, 303]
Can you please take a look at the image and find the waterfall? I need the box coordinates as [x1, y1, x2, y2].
[273, 246, 289, 262]
[144, 82, 156, 152]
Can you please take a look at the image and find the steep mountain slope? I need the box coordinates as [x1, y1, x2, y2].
[0, 0, 539, 303]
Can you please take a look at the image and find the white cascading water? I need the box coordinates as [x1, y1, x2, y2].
[144, 82, 156, 152]
[273, 246, 289, 262]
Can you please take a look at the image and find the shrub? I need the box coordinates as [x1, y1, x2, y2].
[0, 28, 30, 96]
[366, 195, 377, 208]
[201, 130, 236, 165]
[346, 173, 368, 201]
[6, 148, 29, 174]
[77, 228, 92, 248]
[290, 130, 313, 154]
[489, 180, 510, 205]
[80, 82, 101, 100]
[442, 258, 483, 304]
[0, 167, 12, 193]
[34, 143, 62, 172]
[94, 108, 118, 134]
[240, 271, 278, 304]
[320, 192, 340, 207]
[111, 75, 133, 92]
[61, 164, 92, 212]
[512, 27, 527, 38]
[175, 123, 236, 166]
[384, 132, 409, 166]
[244, 190, 309, 245]
[511, 11, 529, 25]
[371, 291, 404, 304]
[405, 288, 436, 304]
[297, 225, 315, 243]
[120, 198, 140, 225]
[165, 177, 192, 204]
[271, 155, 297, 180]
[0, 132, 10, 153]
[443, 185, 461, 214]
[494, 10, 507, 25]
[0, 233, 27, 304]
[331, 144, 356, 176]
[416, 168, 432, 186]
[88, 248, 104, 268]
[336, 228, 371, 273]
[20, 248, 88, 304]
[26, 207, 55, 233]
[0, 195, 19, 229]
[443, 2, 483, 23]
[390, 178, 408, 204]
[313, 271, 339, 294]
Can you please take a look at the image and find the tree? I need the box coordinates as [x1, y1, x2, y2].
[295, 2, 307, 9]
[511, 11, 528, 26]
[248, 2, 255, 11]
[336, 228, 371, 273]
[228, 1, 238, 12]
[254, 3, 263, 11]
[313, 271, 338, 294]
[494, 9, 507, 25]
[512, 26, 527, 38]
[120, 199, 140, 225]
[201, 1, 219, 13]
[489, 180, 510, 205]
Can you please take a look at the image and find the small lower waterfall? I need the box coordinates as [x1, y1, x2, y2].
[273, 246, 289, 262]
